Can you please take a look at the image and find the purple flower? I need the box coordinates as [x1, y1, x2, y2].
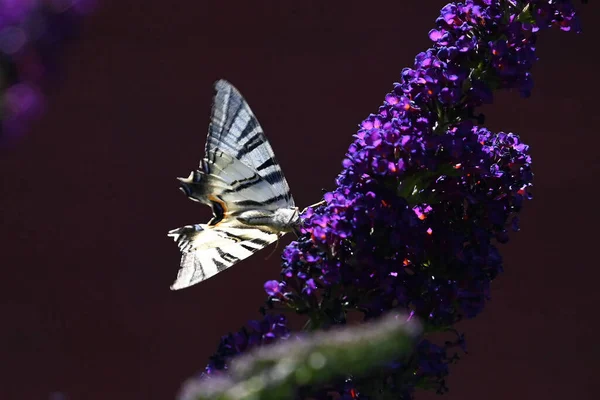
[303, 278, 317, 295]
[263, 280, 281, 296]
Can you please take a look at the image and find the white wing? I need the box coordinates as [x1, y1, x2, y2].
[168, 223, 278, 290]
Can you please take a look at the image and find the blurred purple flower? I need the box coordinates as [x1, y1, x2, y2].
[0, 0, 96, 143]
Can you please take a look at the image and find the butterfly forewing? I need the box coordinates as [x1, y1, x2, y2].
[207, 80, 294, 209]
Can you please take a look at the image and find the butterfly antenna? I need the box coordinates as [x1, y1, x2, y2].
[309, 200, 326, 208]
[265, 235, 281, 260]
[301, 199, 326, 215]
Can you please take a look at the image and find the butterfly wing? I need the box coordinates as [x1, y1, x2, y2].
[168, 80, 298, 290]
[168, 223, 278, 290]
[206, 79, 294, 209]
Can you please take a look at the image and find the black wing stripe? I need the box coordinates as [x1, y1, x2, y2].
[224, 174, 262, 193]
[261, 170, 285, 185]
[222, 168, 283, 194]
[233, 194, 289, 207]
[256, 157, 277, 172]
[214, 259, 229, 272]
[249, 237, 273, 246]
[216, 247, 240, 264]
[237, 115, 260, 144]
[236, 133, 266, 159]
[240, 244, 259, 252]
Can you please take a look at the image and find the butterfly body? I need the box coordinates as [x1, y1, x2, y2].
[236, 208, 300, 233]
[168, 80, 298, 290]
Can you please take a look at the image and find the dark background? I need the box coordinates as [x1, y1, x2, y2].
[1, 1, 598, 399]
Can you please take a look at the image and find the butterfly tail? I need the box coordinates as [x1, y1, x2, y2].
[177, 164, 228, 203]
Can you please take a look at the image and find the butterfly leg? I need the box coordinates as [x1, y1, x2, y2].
[264, 234, 282, 260]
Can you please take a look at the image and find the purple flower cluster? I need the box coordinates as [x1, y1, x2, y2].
[0, 0, 95, 143]
[203, 1, 583, 398]
[284, 120, 531, 324]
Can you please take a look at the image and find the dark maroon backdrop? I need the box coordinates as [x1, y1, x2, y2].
[1, 1, 598, 399]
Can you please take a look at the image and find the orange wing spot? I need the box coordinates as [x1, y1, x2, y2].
[403, 258, 410, 266]
[208, 194, 227, 212]
[207, 194, 228, 226]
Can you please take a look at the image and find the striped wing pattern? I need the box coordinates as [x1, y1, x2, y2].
[168, 80, 295, 290]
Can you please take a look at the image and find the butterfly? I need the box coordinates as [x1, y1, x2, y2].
[167, 80, 301, 290]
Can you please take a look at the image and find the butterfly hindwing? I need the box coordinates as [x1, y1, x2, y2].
[168, 223, 278, 290]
